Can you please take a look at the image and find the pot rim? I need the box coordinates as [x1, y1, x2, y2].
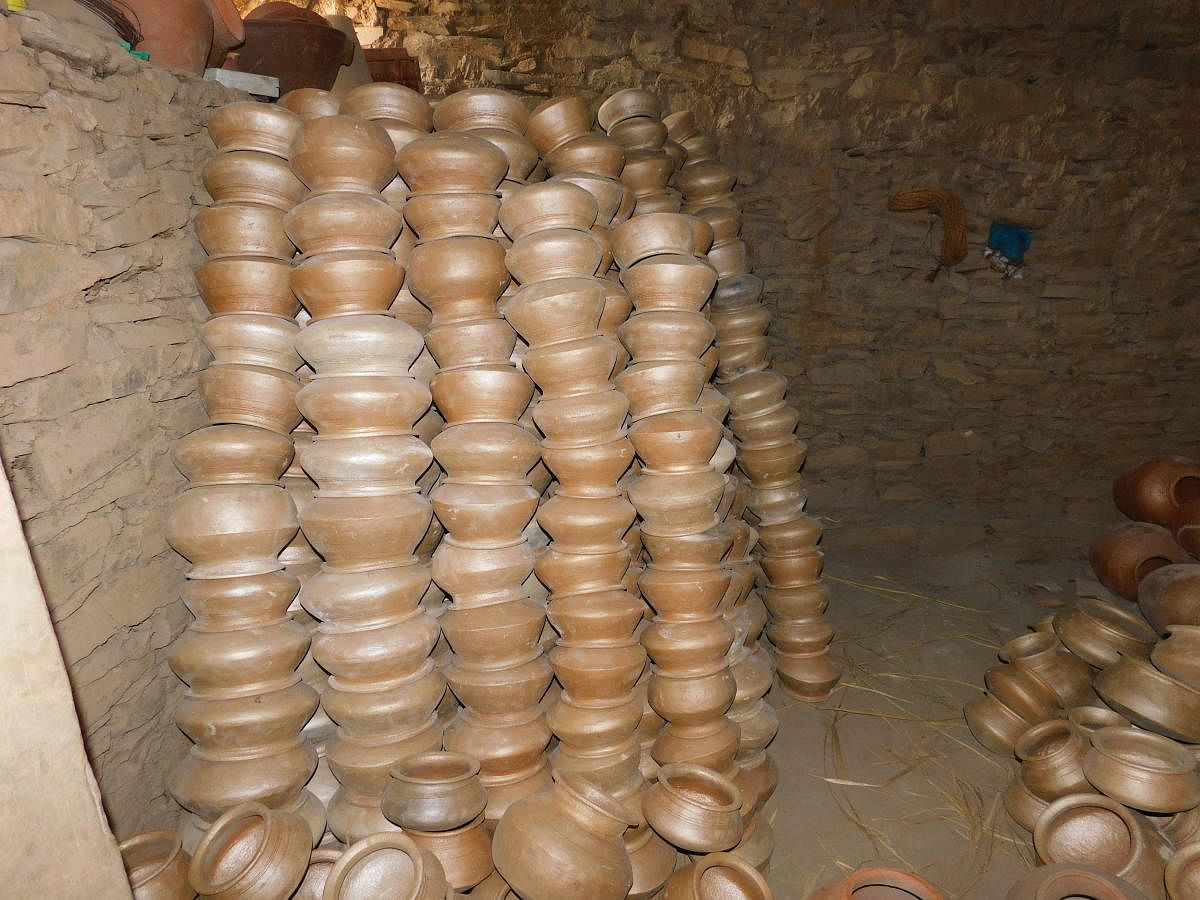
[657, 763, 742, 814]
[188, 801, 271, 895]
[553, 770, 642, 827]
[323, 831, 427, 900]
[1033, 792, 1144, 869]
[1090, 726, 1196, 774]
[118, 829, 183, 888]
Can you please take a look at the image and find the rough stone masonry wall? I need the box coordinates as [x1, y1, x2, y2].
[249, 0, 1200, 523]
[0, 10, 239, 837]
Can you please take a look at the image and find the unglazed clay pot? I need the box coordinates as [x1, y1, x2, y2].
[523, 335, 620, 398]
[964, 692, 1033, 754]
[547, 691, 644, 750]
[616, 359, 709, 421]
[1033, 793, 1169, 899]
[506, 228, 604, 284]
[652, 719, 740, 774]
[188, 802, 311, 900]
[619, 151, 675, 197]
[611, 214, 696, 269]
[431, 423, 538, 482]
[1052, 598, 1157, 668]
[1015, 719, 1090, 801]
[499, 181, 599, 240]
[502, 277, 605, 346]
[810, 866, 945, 900]
[433, 87, 529, 133]
[1152, 625, 1200, 687]
[475, 128, 538, 182]
[642, 616, 735, 673]
[628, 411, 723, 472]
[1004, 776, 1049, 833]
[296, 376, 431, 438]
[1067, 705, 1131, 738]
[984, 664, 1060, 724]
[1096, 653, 1200, 742]
[439, 597, 545, 663]
[295, 315, 424, 376]
[322, 832, 448, 900]
[553, 173, 627, 226]
[202, 152, 307, 211]
[432, 538, 535, 602]
[403, 191, 502, 240]
[1139, 564, 1200, 634]
[405, 237, 509, 321]
[1084, 726, 1200, 813]
[174, 424, 294, 487]
[1000, 632, 1096, 708]
[443, 707, 552, 778]
[209, 102, 301, 158]
[627, 468, 726, 536]
[285, 192, 403, 254]
[660, 852, 772, 900]
[1167, 842, 1200, 900]
[640, 565, 731, 619]
[342, 82, 432, 129]
[609, 116, 667, 151]
[1113, 457, 1200, 527]
[202, 314, 300, 372]
[120, 830, 192, 900]
[644, 763, 742, 853]
[648, 664, 736, 725]
[640, 524, 733, 570]
[619, 309, 715, 363]
[444, 653, 552, 716]
[196, 204, 294, 260]
[382, 752, 486, 832]
[291, 251, 405, 319]
[278, 88, 341, 119]
[545, 133, 626, 179]
[425, 319, 517, 372]
[397, 132, 509, 193]
[533, 390, 629, 444]
[537, 494, 636, 552]
[290, 115, 397, 194]
[405, 815, 494, 892]
[201, 363, 302, 435]
[167, 484, 298, 579]
[196, 255, 300, 318]
[737, 439, 807, 487]
[302, 493, 431, 568]
[432, 480, 539, 546]
[1006, 863, 1150, 900]
[535, 544, 632, 595]
[1090, 522, 1189, 600]
[492, 771, 639, 900]
[527, 96, 592, 155]
[292, 848, 341, 900]
[550, 641, 647, 703]
[430, 366, 534, 425]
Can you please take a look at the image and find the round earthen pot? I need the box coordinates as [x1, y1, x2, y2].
[301, 492, 431, 568]
[642, 615, 735, 674]
[628, 410, 723, 472]
[1166, 842, 1200, 900]
[1052, 598, 1157, 668]
[403, 191, 502, 240]
[1084, 726, 1200, 814]
[662, 110, 697, 143]
[188, 802, 311, 900]
[396, 132, 509, 192]
[652, 718, 740, 774]
[660, 852, 772, 899]
[615, 360, 707, 421]
[526, 95, 592, 155]
[442, 707, 552, 777]
[432, 537, 535, 602]
[295, 314, 423, 376]
[1096, 652, 1200, 742]
[440, 597, 545, 665]
[1113, 457, 1200, 528]
[182, 569, 298, 627]
[1152, 625, 1200, 688]
[1015, 719, 1091, 801]
[1007, 863, 1150, 899]
[209, 102, 302, 158]
[551, 173, 627, 227]
[474, 128, 538, 183]
[648, 664, 736, 725]
[492, 771, 638, 900]
[202, 151, 307, 211]
[766, 615, 835, 655]
[624, 825, 676, 900]
[532, 389, 629, 445]
[597, 89, 660, 134]
[644, 763, 742, 853]
[290, 115, 397, 194]
[610, 213, 695, 269]
[620, 255, 717, 315]
[431, 422, 538, 482]
[746, 476, 807, 526]
[964, 690, 1038, 754]
[299, 562, 429, 628]
[444, 652, 553, 716]
[502, 276, 606, 347]
[628, 468, 726, 536]
[546, 689, 644, 750]
[547, 590, 645, 646]
[284, 192, 403, 254]
[541, 436, 635, 496]
[203, 313, 301, 372]
[404, 815, 494, 892]
[679, 132, 719, 165]
[430, 366, 534, 425]
[322, 831, 448, 900]
[1004, 775, 1049, 833]
[499, 181, 599, 241]
[196, 255, 299, 318]
[195, 203, 294, 260]
[550, 641, 647, 703]
[432, 480, 540, 546]
[639, 527, 732, 573]
[296, 375, 431, 438]
[1139, 564, 1200, 634]
[620, 150, 675, 196]
[291, 250, 404, 319]
[1067, 705, 1130, 739]
[1001, 632, 1096, 708]
[729, 404, 800, 446]
[537, 494, 636, 552]
[984, 663, 1061, 724]
[639, 565, 731, 619]
[523, 335, 619, 398]
[312, 606, 439, 678]
[811, 866, 945, 900]
[278, 88, 342, 119]
[120, 830, 191, 900]
[545, 133, 626, 179]
[291, 848, 341, 900]
[696, 205, 742, 247]
[737, 438, 807, 487]
[550, 737, 642, 793]
[342, 82, 432, 130]
[405, 236, 509, 318]
[1090, 522, 1190, 601]
[167, 483, 298, 579]
[174, 424, 295, 487]
[433, 88, 530, 133]
[608, 116, 667, 151]
[507, 228, 604, 284]
[619, 309, 715, 362]
[535, 545, 632, 595]
[325, 714, 444, 796]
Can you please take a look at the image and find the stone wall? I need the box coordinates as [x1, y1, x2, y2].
[0, 10, 238, 837]
[246, 0, 1200, 522]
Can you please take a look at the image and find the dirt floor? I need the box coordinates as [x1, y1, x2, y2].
[764, 506, 1104, 898]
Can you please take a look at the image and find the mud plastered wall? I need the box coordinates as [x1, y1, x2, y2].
[0, 11, 238, 836]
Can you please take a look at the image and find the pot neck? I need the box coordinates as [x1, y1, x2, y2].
[553, 776, 634, 839]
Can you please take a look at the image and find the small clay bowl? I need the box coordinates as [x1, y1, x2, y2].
[551, 172, 626, 225]
[532, 389, 629, 445]
[620, 254, 717, 312]
[1053, 598, 1157, 668]
[196, 255, 299, 318]
[402, 191, 502, 240]
[291, 250, 404, 320]
[433, 87, 530, 133]
[620, 150, 675, 196]
[506, 228, 603, 284]
[597, 88, 661, 132]
[615, 360, 707, 420]
[964, 692, 1034, 754]
[430, 366, 534, 425]
[430, 422, 538, 482]
[294, 314, 423, 376]
[503, 276, 605, 347]
[629, 410, 723, 472]
[609, 116, 667, 151]
[526, 95, 592, 155]
[619, 309, 715, 362]
[1095, 653, 1200, 742]
[545, 133, 626, 179]
[473, 127, 538, 181]
[208, 101, 301, 156]
[397, 132, 510, 193]
[425, 318, 517, 370]
[645, 764, 743, 853]
[201, 313, 300, 372]
[277, 87, 341, 119]
[611, 213, 696, 269]
[549, 640, 647, 703]
[342, 82, 432, 129]
[195, 203, 294, 259]
[202, 150, 307, 210]
[290, 115, 397, 195]
[1084, 726, 1200, 813]
[499, 181, 600, 240]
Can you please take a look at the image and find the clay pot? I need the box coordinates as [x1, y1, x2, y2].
[627, 468, 725, 536]
[535, 545, 632, 595]
[278, 88, 341, 119]
[203, 313, 300, 372]
[755, 516, 820, 556]
[1015, 719, 1090, 800]
[652, 717, 740, 774]
[596, 89, 660, 133]
[325, 714, 443, 796]
[547, 590, 645, 645]
[430, 366, 534, 425]
[290, 115, 397, 194]
[432, 538, 535, 602]
[312, 608, 439, 680]
[444, 653, 553, 717]
[1033, 793, 1169, 899]
[640, 525, 733, 571]
[1113, 457, 1200, 527]
[492, 771, 637, 900]
[547, 690, 644, 749]
[543, 133, 624, 180]
[188, 802, 310, 900]
[616, 361, 707, 420]
[396, 132, 509, 193]
[296, 376, 431, 438]
[550, 641, 647, 703]
[342, 82, 432, 129]
[610, 214, 694, 269]
[648, 664, 736, 724]
[627, 411, 722, 474]
[724, 376, 789, 424]
[426, 318, 517, 371]
[195, 203, 294, 259]
[1090, 522, 1189, 601]
[440, 598, 545, 664]
[292, 251, 402, 317]
[1068, 705, 1131, 738]
[624, 825, 676, 900]
[404, 815, 494, 891]
[403, 191, 502, 240]
[405, 236, 509, 319]
[1084, 726, 1200, 813]
[523, 336, 619, 398]
[811, 867, 945, 900]
[642, 616, 735, 673]
[320, 659, 444, 736]
[541, 436, 635, 497]
[640, 565, 731, 619]
[432, 480, 539, 546]
[619, 310, 715, 363]
[207, 104, 298, 159]
[382, 752, 487, 832]
[550, 174, 626, 228]
[1010, 863, 1151, 900]
[1001, 631, 1096, 708]
[124, 0, 213, 73]
[474, 128, 538, 183]
[120, 830, 191, 900]
[174, 424, 294, 487]
[1166, 843, 1200, 900]
[660, 852, 771, 899]
[766, 616, 834, 655]
[985, 664, 1061, 724]
[284, 192, 402, 255]
[322, 832, 448, 900]
[1053, 599, 1157, 668]
[622, 258, 717, 317]
[1004, 776, 1049, 833]
[538, 495, 636, 552]
[729, 405, 800, 447]
[292, 848, 341, 900]
[1096, 652, 1200, 743]
[167, 484, 298, 579]
[1139, 565, 1200, 634]
[620, 150, 675, 197]
[431, 423, 538, 482]
[295, 315, 423, 376]
[507, 228, 604, 284]
[443, 707, 551, 777]
[301, 492, 431, 568]
[644, 763, 742, 853]
[433, 88, 529, 133]
[499, 182, 599, 240]
[526, 96, 592, 155]
[471, 870, 517, 900]
[964, 692, 1036, 754]
[737, 438, 806, 487]
[196, 255, 299, 318]
[1152, 625, 1200, 688]
[609, 116, 667, 151]
[533, 390, 629, 444]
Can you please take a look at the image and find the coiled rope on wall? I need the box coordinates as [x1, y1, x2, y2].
[888, 187, 968, 271]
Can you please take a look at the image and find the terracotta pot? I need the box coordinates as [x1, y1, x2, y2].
[503, 277, 605, 346]
[1151, 625, 1200, 688]
[662, 110, 697, 143]
[1015, 719, 1090, 801]
[291, 250, 404, 320]
[765, 616, 834, 656]
[616, 360, 707, 420]
[440, 598, 545, 664]
[168, 483, 297, 579]
[757, 550, 824, 588]
[404, 815, 494, 891]
[432, 480, 539, 546]
[547, 690, 644, 749]
[301, 492, 431, 568]
[609, 116, 667, 151]
[1165, 842, 1200, 900]
[642, 616, 734, 673]
[640, 524, 733, 571]
[492, 771, 638, 900]
[551, 735, 642, 792]
[1095, 653, 1200, 742]
[182, 568, 297, 627]
[312, 609, 439, 681]
[660, 852, 771, 899]
[195, 203, 294, 259]
[623, 825, 676, 900]
[432, 538, 535, 602]
[322, 832, 447, 900]
[620, 150, 675, 197]
[443, 645, 552, 713]
[619, 257, 716, 318]
[526, 96, 592, 155]
[652, 718, 740, 774]
[1140, 564, 1200, 634]
[648, 664, 735, 724]
[723, 371, 788, 417]
[610, 214, 694, 269]
[431, 423, 537, 482]
[207, 104, 296, 160]
[541, 436, 634, 496]
[1053, 598, 1157, 668]
[403, 191, 502, 240]
[443, 707, 551, 777]
[619, 309, 715, 364]
[746, 477, 807, 527]
[291, 848, 341, 900]
[1001, 632, 1096, 708]
[296, 375, 432, 438]
[627, 410, 722, 473]
[120, 830, 192, 900]
[1033, 793, 1169, 899]
[737, 438, 807, 487]
[644, 763, 742, 853]
[551, 173, 626, 227]
[1009, 863, 1150, 899]
[523, 336, 619, 398]
[964, 692, 1035, 754]
[278, 88, 341, 119]
[1003, 775, 1049, 832]
[290, 115, 396, 195]
[174, 424, 293, 487]
[326, 713, 443, 795]
[431, 366, 534, 425]
[474, 128, 538, 183]
[627, 468, 725, 536]
[640, 565, 731, 619]
[811, 866, 945, 900]
[342, 82, 432, 129]
[321, 660, 444, 737]
[1175, 501, 1200, 556]
[597, 89, 660, 133]
[123, 0, 214, 73]
[985, 664, 1061, 724]
[1084, 726, 1200, 813]
[499, 182, 599, 240]
[536, 545, 632, 595]
[1113, 457, 1200, 527]
[294, 315, 423, 376]
[405, 236, 509, 320]
[381, 752, 487, 832]
[679, 132, 719, 164]
[507, 228, 604, 283]
[284, 192, 402, 255]
[396, 132, 509, 194]
[1090, 522, 1189, 601]
[1067, 705, 1131, 738]
[201, 313, 299, 374]
[196, 255, 299, 318]
[729, 405, 800, 447]
[188, 802, 310, 899]
[538, 494, 636, 552]
[433, 88, 529, 133]
[696, 205, 742, 246]
[544, 133, 625, 180]
[533, 390, 629, 445]
[550, 641, 647, 703]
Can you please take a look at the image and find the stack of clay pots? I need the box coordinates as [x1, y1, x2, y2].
[285, 110, 444, 843]
[398, 92, 556, 833]
[668, 111, 842, 704]
[599, 89, 680, 217]
[172, 100, 325, 851]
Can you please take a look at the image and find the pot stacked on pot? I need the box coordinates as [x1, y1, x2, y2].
[398, 102, 557, 833]
[171, 101, 325, 851]
[601, 89, 681, 218]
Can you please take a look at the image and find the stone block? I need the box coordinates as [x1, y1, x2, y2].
[0, 46, 50, 105]
[0, 305, 88, 388]
[847, 71, 922, 103]
[29, 394, 153, 500]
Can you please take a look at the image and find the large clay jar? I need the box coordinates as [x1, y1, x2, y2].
[188, 802, 311, 900]
[810, 866, 944, 899]
[1114, 457, 1200, 527]
[1089, 522, 1189, 600]
[1139, 564, 1200, 635]
[322, 832, 448, 900]
[120, 830, 193, 900]
[492, 772, 639, 900]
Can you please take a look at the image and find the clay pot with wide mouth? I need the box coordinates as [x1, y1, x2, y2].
[433, 87, 529, 133]
[284, 192, 402, 254]
[403, 191, 502, 241]
[295, 314, 424, 376]
[201, 313, 300, 374]
[403, 814, 494, 892]
[552, 172, 626, 225]
[1067, 704, 1131, 738]
[325, 714, 444, 795]
[187, 801, 311, 900]
[342, 82, 432, 129]
[640, 565, 731, 619]
[712, 305, 771, 347]
[642, 615, 734, 674]
[277, 87, 341, 119]
[1033, 793, 1169, 899]
[628, 410, 723, 472]
[984, 663, 1061, 724]
[405, 236, 509, 320]
[425, 318, 517, 371]
[540, 435, 634, 496]
[548, 590, 646, 645]
[620, 150, 675, 197]
[550, 641, 647, 703]
[535, 545, 632, 595]
[627, 468, 726, 536]
[1113, 456, 1200, 527]
[676, 159, 736, 197]
[301, 492, 431, 568]
[430, 366, 534, 425]
[547, 690, 644, 749]
[661, 851, 772, 899]
[616, 361, 707, 420]
[648, 664, 736, 724]
[396, 132, 509, 193]
[679, 132, 719, 164]
[1139, 564, 1200, 635]
[747, 476, 808, 526]
[499, 181, 599, 240]
[1001, 631, 1097, 708]
[196, 255, 299, 318]
[291, 250, 404, 320]
[737, 438, 807, 486]
[551, 736, 643, 793]
[174, 424, 294, 487]
[502, 277, 606, 346]
[1008, 863, 1152, 900]
[620, 255, 717, 316]
[1090, 521, 1190, 601]
[537, 494, 636, 552]
[432, 538, 535, 602]
[431, 422, 538, 482]
[526, 96, 592, 155]
[609, 116, 667, 151]
[1053, 598, 1157, 668]
[1084, 726, 1200, 813]
[440, 598, 546, 664]
[533, 389, 629, 444]
[1015, 719, 1090, 801]
[810, 866, 945, 900]
[757, 549, 824, 587]
[296, 375, 431, 437]
[507, 227, 604, 284]
[195, 203, 295, 260]
[1003, 775, 1049, 833]
[964, 692, 1034, 754]
[619, 309, 715, 363]
[611, 213, 695, 269]
[1095, 652, 1200, 742]
[545, 133, 626, 179]
[289, 115, 396, 195]
[755, 515, 820, 556]
[766, 616, 835, 655]
[523, 336, 619, 398]
[167, 484, 298, 579]
[695, 204, 742, 245]
[431, 480, 540, 546]
[291, 847, 342, 900]
[313, 609, 439, 683]
[202, 151, 307, 211]
[1151, 625, 1200, 688]
[644, 763, 742, 853]
[444, 651, 553, 716]
[300, 435, 432, 495]
[382, 751, 486, 833]
[443, 707, 552, 777]
[1167, 842, 1200, 900]
[724, 371, 788, 416]
[322, 831, 447, 900]
[597, 89, 661, 132]
[208, 101, 301, 158]
[119, 829, 191, 900]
